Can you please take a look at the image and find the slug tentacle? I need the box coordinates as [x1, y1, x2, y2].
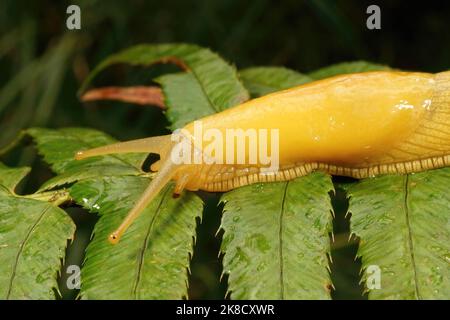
[109, 156, 180, 244]
[75, 134, 173, 161]
[75, 133, 185, 243]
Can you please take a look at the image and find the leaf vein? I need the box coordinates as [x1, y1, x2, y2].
[403, 175, 421, 299]
[132, 186, 171, 297]
[6, 204, 51, 299]
[278, 182, 289, 299]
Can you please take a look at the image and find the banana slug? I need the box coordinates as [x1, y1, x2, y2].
[76, 71, 450, 244]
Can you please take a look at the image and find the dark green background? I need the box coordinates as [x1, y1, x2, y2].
[1, 0, 449, 299]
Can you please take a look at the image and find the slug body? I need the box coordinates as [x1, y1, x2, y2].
[76, 71, 450, 243]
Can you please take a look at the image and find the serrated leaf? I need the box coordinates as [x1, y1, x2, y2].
[240, 67, 312, 97]
[0, 163, 75, 299]
[80, 43, 249, 111]
[70, 176, 203, 299]
[221, 173, 334, 299]
[27, 127, 147, 190]
[348, 169, 450, 299]
[308, 61, 390, 80]
[156, 73, 216, 130]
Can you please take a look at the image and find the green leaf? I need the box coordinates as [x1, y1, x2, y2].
[348, 168, 450, 299]
[221, 172, 334, 299]
[0, 163, 75, 299]
[156, 73, 216, 130]
[27, 126, 204, 299]
[240, 67, 312, 97]
[80, 43, 249, 112]
[27, 127, 147, 191]
[308, 61, 390, 80]
[70, 176, 203, 299]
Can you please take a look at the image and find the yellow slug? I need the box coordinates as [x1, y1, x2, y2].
[75, 71, 450, 244]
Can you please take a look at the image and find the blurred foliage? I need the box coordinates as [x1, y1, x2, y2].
[0, 0, 449, 300]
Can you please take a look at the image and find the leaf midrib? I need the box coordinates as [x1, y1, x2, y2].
[278, 182, 289, 299]
[403, 175, 421, 299]
[132, 186, 171, 297]
[6, 204, 51, 299]
[189, 69, 220, 113]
